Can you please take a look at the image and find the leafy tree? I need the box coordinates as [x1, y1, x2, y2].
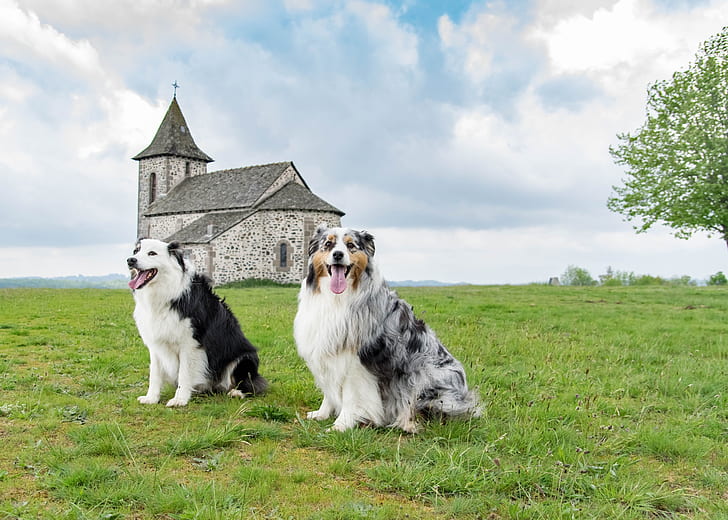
[708, 271, 728, 285]
[608, 27, 728, 248]
[599, 266, 636, 286]
[561, 265, 597, 286]
[632, 274, 666, 286]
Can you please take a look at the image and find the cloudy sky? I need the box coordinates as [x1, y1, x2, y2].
[1, 0, 727, 284]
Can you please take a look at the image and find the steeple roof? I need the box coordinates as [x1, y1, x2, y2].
[133, 97, 213, 162]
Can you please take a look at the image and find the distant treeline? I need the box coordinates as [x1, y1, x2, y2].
[559, 266, 726, 287]
[0, 274, 129, 289]
[0, 275, 467, 289]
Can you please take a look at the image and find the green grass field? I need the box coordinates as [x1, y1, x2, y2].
[0, 285, 726, 519]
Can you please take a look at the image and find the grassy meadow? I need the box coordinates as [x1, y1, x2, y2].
[0, 284, 726, 519]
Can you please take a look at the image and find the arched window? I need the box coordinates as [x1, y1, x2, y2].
[149, 173, 157, 203]
[279, 243, 288, 268]
[275, 240, 292, 272]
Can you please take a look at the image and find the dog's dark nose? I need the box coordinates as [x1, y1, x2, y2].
[127, 257, 137, 267]
[333, 251, 344, 262]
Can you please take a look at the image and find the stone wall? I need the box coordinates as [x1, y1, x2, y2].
[141, 209, 340, 285]
[188, 244, 213, 276]
[147, 213, 204, 241]
[137, 156, 207, 237]
[164, 157, 207, 193]
[208, 209, 341, 285]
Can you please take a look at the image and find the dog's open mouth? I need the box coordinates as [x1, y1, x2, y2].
[128, 268, 158, 290]
[327, 264, 351, 295]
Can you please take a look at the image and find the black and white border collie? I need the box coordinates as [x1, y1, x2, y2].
[294, 225, 480, 433]
[127, 238, 267, 407]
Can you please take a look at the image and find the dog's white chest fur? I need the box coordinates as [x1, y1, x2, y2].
[295, 289, 356, 359]
[131, 284, 210, 407]
[294, 286, 384, 430]
[133, 297, 193, 353]
[133, 293, 204, 387]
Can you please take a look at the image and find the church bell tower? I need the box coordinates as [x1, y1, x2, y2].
[132, 93, 213, 238]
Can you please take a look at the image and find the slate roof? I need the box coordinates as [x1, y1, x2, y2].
[145, 162, 303, 216]
[166, 210, 254, 244]
[163, 182, 343, 243]
[257, 181, 343, 214]
[133, 97, 213, 162]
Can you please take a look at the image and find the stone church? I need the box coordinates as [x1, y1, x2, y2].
[133, 96, 343, 285]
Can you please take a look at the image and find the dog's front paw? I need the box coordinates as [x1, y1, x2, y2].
[392, 415, 420, 434]
[398, 420, 420, 434]
[306, 409, 331, 421]
[165, 397, 189, 407]
[328, 420, 355, 432]
[137, 395, 159, 404]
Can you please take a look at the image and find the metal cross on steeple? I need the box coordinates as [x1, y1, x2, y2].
[172, 80, 180, 98]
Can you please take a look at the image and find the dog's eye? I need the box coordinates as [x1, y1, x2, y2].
[148, 251, 158, 256]
[133, 247, 140, 255]
[324, 241, 334, 249]
[346, 242, 356, 250]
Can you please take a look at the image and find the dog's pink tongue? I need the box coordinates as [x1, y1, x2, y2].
[330, 265, 347, 294]
[129, 271, 146, 290]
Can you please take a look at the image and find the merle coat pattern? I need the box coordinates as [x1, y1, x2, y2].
[294, 225, 480, 432]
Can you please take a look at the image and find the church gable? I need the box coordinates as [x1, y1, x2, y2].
[257, 163, 307, 203]
[257, 182, 343, 214]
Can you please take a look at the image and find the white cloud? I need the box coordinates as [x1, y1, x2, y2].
[73, 90, 167, 161]
[530, 0, 727, 84]
[348, 0, 419, 69]
[533, 0, 670, 74]
[438, 7, 520, 86]
[0, 0, 101, 78]
[284, 0, 314, 11]
[9, 0, 231, 34]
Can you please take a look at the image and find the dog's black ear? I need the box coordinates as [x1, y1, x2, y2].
[167, 242, 186, 272]
[308, 224, 328, 257]
[358, 230, 375, 257]
[133, 237, 147, 254]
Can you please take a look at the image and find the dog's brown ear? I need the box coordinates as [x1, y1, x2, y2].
[358, 230, 375, 257]
[167, 242, 186, 272]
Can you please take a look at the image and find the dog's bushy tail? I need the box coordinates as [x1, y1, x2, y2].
[232, 355, 269, 396]
[418, 387, 481, 419]
[236, 372, 268, 396]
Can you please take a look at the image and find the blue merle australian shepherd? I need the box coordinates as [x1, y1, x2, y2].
[127, 238, 267, 407]
[294, 225, 480, 432]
